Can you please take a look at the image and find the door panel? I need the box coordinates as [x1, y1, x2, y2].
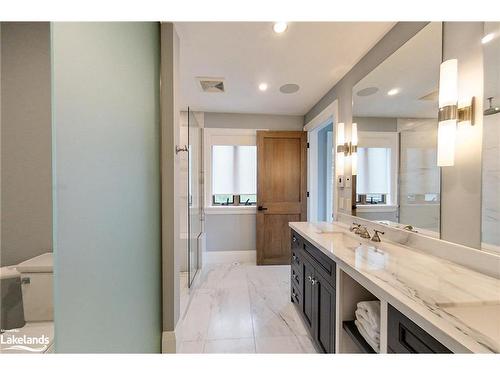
[302, 258, 315, 334]
[257, 131, 307, 265]
[314, 272, 336, 353]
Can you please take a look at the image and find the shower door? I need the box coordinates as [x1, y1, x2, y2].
[187, 108, 202, 286]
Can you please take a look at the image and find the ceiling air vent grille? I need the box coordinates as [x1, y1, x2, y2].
[198, 77, 225, 93]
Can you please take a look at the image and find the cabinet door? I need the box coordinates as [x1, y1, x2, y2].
[387, 304, 451, 353]
[313, 272, 336, 353]
[301, 257, 315, 334]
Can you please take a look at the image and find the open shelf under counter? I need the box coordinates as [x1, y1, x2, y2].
[342, 320, 377, 354]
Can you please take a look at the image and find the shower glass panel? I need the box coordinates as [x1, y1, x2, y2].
[188, 108, 202, 286]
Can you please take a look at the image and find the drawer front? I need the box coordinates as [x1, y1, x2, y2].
[302, 240, 336, 287]
[291, 284, 302, 310]
[291, 230, 302, 252]
[388, 305, 452, 353]
[291, 266, 302, 290]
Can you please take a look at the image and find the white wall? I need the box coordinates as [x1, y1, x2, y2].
[52, 22, 162, 353]
[0, 23, 52, 267]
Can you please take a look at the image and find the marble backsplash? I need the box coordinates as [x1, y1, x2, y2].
[338, 213, 500, 279]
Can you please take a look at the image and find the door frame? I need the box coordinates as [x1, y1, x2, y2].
[304, 100, 340, 222]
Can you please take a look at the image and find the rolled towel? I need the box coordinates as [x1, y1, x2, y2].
[356, 301, 380, 330]
[354, 319, 380, 353]
[355, 310, 380, 340]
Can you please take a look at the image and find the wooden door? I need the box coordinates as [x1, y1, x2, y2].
[256, 131, 307, 265]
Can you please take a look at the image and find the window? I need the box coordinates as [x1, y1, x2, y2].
[212, 145, 257, 206]
[356, 147, 392, 205]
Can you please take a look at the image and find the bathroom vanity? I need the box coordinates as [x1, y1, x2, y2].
[289, 221, 500, 354]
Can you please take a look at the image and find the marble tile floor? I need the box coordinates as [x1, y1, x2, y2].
[177, 262, 318, 353]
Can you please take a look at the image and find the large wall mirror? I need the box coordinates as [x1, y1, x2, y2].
[482, 22, 500, 253]
[351, 22, 442, 238]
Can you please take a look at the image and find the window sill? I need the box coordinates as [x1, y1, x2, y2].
[204, 206, 257, 215]
[355, 204, 398, 213]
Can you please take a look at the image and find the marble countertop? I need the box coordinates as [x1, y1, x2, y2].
[289, 221, 500, 353]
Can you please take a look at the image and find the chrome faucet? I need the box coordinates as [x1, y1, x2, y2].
[371, 229, 385, 242]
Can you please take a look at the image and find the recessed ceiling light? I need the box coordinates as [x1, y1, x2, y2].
[273, 22, 288, 34]
[387, 88, 400, 96]
[258, 83, 268, 91]
[481, 33, 495, 44]
[356, 87, 379, 97]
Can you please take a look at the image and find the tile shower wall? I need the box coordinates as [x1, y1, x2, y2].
[398, 118, 440, 233]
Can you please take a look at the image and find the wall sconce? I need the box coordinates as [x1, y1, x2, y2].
[336, 122, 358, 175]
[437, 59, 475, 167]
[336, 124, 357, 156]
[336, 122, 345, 176]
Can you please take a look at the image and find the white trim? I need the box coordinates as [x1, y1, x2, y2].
[304, 100, 339, 222]
[355, 204, 398, 213]
[357, 131, 399, 207]
[204, 250, 256, 264]
[203, 128, 261, 213]
[204, 206, 256, 215]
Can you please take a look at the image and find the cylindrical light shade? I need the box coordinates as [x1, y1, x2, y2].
[337, 122, 345, 146]
[438, 59, 458, 108]
[336, 123, 345, 176]
[437, 119, 456, 166]
[351, 153, 357, 175]
[351, 123, 358, 146]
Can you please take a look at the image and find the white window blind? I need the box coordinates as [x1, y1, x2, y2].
[356, 147, 391, 195]
[212, 145, 256, 195]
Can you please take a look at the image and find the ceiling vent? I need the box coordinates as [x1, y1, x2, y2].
[198, 77, 225, 93]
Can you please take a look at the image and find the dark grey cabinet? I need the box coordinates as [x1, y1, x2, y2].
[291, 230, 336, 353]
[387, 304, 452, 353]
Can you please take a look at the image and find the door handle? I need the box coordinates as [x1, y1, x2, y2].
[257, 206, 268, 211]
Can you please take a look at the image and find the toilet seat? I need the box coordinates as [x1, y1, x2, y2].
[0, 322, 54, 354]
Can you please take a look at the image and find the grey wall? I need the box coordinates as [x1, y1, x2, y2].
[161, 23, 181, 333]
[204, 112, 303, 130]
[440, 22, 484, 249]
[205, 215, 256, 252]
[304, 22, 428, 216]
[354, 117, 398, 132]
[52, 22, 162, 353]
[0, 22, 52, 267]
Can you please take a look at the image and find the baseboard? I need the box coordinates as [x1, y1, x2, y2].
[161, 330, 177, 353]
[204, 250, 256, 264]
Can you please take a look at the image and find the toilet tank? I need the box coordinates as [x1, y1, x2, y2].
[16, 253, 53, 322]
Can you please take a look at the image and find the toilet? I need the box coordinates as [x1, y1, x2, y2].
[0, 253, 54, 354]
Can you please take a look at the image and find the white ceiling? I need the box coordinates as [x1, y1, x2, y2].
[175, 22, 395, 115]
[353, 22, 442, 119]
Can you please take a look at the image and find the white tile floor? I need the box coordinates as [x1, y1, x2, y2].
[177, 262, 318, 353]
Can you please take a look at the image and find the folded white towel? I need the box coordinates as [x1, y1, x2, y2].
[355, 310, 380, 339]
[356, 301, 380, 330]
[355, 319, 380, 353]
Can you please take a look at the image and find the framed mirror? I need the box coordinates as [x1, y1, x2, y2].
[351, 22, 443, 238]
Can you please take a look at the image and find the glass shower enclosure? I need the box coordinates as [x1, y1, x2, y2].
[187, 108, 202, 286]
